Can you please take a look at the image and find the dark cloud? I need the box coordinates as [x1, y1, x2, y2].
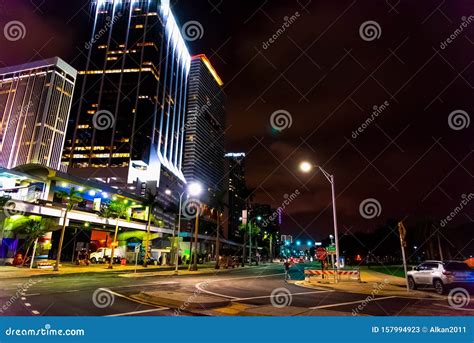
[1, 0, 472, 241]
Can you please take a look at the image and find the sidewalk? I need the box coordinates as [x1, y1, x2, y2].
[0, 262, 227, 279]
[293, 269, 445, 299]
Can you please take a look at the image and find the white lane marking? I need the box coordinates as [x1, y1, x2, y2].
[195, 273, 288, 299]
[24, 303, 31, 307]
[206, 273, 284, 284]
[99, 288, 171, 308]
[232, 290, 334, 302]
[23, 293, 41, 297]
[21, 297, 26, 300]
[31, 310, 40, 315]
[195, 282, 237, 299]
[105, 307, 169, 317]
[309, 296, 397, 309]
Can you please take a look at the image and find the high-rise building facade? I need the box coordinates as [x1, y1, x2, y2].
[63, 0, 191, 193]
[183, 54, 225, 193]
[0, 57, 77, 171]
[225, 152, 247, 242]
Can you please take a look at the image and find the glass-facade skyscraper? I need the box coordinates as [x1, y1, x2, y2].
[0, 57, 77, 171]
[183, 54, 226, 193]
[63, 0, 191, 194]
[225, 152, 247, 242]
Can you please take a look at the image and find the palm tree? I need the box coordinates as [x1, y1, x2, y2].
[142, 190, 163, 267]
[13, 217, 56, 267]
[209, 189, 227, 269]
[240, 187, 255, 266]
[100, 199, 131, 269]
[54, 188, 83, 271]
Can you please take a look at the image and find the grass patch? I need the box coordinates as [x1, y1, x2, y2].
[362, 265, 409, 278]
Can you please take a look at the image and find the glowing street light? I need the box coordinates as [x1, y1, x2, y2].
[188, 182, 203, 197]
[166, 182, 204, 273]
[299, 160, 340, 269]
[299, 161, 313, 173]
[188, 182, 204, 271]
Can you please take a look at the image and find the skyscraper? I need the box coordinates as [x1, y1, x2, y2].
[63, 0, 191, 194]
[225, 152, 247, 242]
[0, 57, 77, 171]
[183, 54, 225, 193]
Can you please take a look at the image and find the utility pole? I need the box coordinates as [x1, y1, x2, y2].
[437, 231, 444, 261]
[398, 221, 409, 292]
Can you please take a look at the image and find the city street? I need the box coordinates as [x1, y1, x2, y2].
[1, 263, 472, 317]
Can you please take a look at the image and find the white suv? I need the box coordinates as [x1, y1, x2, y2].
[407, 260, 474, 295]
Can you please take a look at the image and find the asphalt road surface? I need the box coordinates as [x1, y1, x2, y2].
[0, 264, 472, 316]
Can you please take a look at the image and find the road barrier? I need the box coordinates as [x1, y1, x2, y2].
[304, 269, 361, 283]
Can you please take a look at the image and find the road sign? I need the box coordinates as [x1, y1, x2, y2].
[327, 244, 336, 252]
[316, 248, 327, 260]
[242, 210, 248, 225]
[134, 244, 141, 273]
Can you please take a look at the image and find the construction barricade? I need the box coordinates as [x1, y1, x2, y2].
[304, 268, 361, 283]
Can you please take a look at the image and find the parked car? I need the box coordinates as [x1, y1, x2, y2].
[407, 260, 474, 294]
[90, 247, 123, 264]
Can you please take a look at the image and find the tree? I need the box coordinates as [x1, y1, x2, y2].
[239, 187, 255, 266]
[208, 189, 227, 269]
[141, 190, 163, 267]
[239, 220, 261, 264]
[100, 199, 131, 269]
[54, 188, 83, 271]
[12, 217, 56, 267]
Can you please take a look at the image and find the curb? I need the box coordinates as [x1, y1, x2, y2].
[293, 280, 444, 299]
[132, 292, 231, 310]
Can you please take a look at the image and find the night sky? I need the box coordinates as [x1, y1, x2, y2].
[1, 0, 473, 242]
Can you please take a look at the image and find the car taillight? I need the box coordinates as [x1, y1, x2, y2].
[443, 271, 453, 276]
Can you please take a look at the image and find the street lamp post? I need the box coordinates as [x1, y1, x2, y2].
[187, 183, 203, 272]
[247, 216, 261, 265]
[300, 161, 340, 269]
[166, 189, 186, 275]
